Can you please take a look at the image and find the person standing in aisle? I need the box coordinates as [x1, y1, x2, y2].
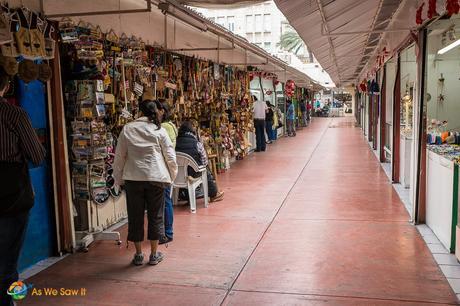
[252, 96, 267, 152]
[299, 99, 307, 127]
[306, 101, 312, 124]
[114, 100, 177, 266]
[265, 101, 275, 144]
[157, 101, 177, 245]
[287, 100, 296, 137]
[0, 68, 46, 306]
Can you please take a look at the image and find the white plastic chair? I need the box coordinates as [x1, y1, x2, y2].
[172, 152, 209, 213]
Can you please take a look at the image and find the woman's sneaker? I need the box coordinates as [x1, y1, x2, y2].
[132, 253, 144, 266]
[159, 235, 173, 245]
[149, 252, 164, 265]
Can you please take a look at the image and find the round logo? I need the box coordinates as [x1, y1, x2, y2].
[7, 281, 28, 300]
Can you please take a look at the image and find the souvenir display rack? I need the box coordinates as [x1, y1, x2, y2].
[65, 79, 122, 249]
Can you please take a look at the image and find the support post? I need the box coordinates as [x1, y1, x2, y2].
[392, 55, 401, 183]
[49, 22, 74, 252]
[380, 66, 387, 162]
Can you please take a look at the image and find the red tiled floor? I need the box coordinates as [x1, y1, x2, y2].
[23, 118, 458, 305]
[223, 291, 449, 306]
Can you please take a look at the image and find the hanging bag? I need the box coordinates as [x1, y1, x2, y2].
[29, 12, 45, 58]
[0, 6, 12, 44]
[14, 8, 33, 58]
[1, 10, 18, 57]
[43, 21, 55, 59]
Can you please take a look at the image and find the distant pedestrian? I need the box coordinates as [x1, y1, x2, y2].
[265, 101, 275, 144]
[286, 100, 296, 137]
[0, 67, 46, 306]
[300, 99, 307, 127]
[306, 101, 312, 123]
[252, 96, 267, 152]
[114, 100, 178, 266]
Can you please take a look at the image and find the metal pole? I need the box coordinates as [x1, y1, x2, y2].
[164, 13, 168, 49]
[45, 0, 152, 18]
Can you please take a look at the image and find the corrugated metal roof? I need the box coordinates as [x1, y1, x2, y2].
[274, 0, 405, 86]
[177, 0, 265, 8]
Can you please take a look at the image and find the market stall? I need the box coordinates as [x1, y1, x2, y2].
[424, 15, 460, 253]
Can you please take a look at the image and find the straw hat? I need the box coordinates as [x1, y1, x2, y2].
[18, 60, 39, 83]
[0, 55, 18, 76]
[38, 63, 52, 82]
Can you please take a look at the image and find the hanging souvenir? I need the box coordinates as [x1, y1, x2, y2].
[38, 62, 52, 82]
[43, 21, 56, 59]
[18, 59, 39, 83]
[0, 6, 13, 45]
[29, 12, 46, 59]
[14, 8, 34, 58]
[0, 54, 18, 75]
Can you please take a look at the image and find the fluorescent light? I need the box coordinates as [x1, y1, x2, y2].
[438, 38, 460, 54]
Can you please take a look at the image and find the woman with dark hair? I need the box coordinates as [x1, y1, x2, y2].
[156, 100, 178, 245]
[265, 101, 275, 144]
[113, 100, 177, 266]
[175, 121, 224, 202]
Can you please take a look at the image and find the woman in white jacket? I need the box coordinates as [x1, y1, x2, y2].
[114, 100, 178, 266]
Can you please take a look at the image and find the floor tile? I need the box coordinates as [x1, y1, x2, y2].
[428, 243, 450, 254]
[441, 265, 460, 279]
[434, 254, 460, 266]
[223, 291, 450, 306]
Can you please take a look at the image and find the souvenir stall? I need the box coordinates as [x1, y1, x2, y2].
[57, 19, 263, 248]
[424, 15, 460, 253]
[0, 3, 58, 269]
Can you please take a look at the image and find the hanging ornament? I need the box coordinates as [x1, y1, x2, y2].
[428, 0, 438, 19]
[446, 0, 460, 16]
[416, 2, 425, 25]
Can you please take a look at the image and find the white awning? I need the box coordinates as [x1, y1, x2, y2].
[177, 0, 265, 8]
[274, 0, 418, 86]
[37, 0, 318, 88]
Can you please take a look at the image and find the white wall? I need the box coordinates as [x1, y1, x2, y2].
[426, 32, 460, 130]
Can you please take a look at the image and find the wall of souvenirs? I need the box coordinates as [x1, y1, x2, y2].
[58, 20, 285, 218]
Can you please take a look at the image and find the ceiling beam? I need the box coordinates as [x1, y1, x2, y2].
[316, 0, 342, 86]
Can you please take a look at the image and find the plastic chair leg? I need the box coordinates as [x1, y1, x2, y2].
[172, 187, 179, 206]
[202, 172, 209, 208]
[188, 184, 197, 213]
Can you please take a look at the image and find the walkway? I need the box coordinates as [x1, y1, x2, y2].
[24, 117, 457, 305]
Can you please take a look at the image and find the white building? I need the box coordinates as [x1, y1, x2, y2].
[194, 1, 335, 88]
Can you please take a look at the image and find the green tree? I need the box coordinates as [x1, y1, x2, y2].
[277, 28, 313, 62]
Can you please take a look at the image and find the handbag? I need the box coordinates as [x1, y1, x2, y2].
[0, 162, 34, 215]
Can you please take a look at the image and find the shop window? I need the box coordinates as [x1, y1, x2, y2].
[264, 42, 271, 52]
[263, 14, 271, 33]
[255, 14, 262, 33]
[217, 16, 226, 27]
[246, 15, 254, 33]
[254, 33, 263, 44]
[227, 16, 235, 32]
